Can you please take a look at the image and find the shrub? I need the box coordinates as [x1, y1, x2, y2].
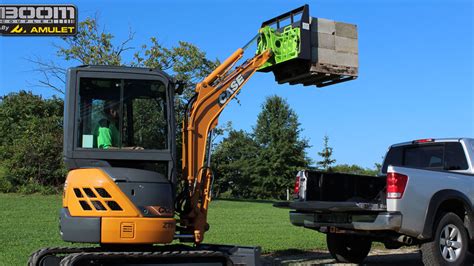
[0, 91, 66, 193]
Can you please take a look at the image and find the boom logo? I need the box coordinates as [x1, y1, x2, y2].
[0, 5, 77, 36]
[218, 74, 245, 106]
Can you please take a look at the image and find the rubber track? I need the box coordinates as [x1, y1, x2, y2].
[28, 247, 103, 266]
[59, 250, 232, 266]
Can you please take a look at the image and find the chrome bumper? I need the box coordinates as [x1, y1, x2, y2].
[290, 211, 402, 231]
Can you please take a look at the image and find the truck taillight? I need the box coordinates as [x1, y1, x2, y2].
[294, 175, 300, 196]
[386, 172, 408, 199]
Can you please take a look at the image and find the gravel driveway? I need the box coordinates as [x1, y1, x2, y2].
[262, 247, 423, 266]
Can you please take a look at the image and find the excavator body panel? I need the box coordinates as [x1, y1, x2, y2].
[61, 167, 176, 244]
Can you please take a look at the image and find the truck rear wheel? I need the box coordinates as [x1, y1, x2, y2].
[421, 212, 469, 266]
[326, 233, 371, 263]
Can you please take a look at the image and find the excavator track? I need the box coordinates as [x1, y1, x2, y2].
[59, 250, 231, 265]
[28, 247, 103, 266]
[29, 246, 232, 266]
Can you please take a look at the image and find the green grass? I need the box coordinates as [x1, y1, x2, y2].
[205, 199, 325, 251]
[0, 194, 325, 265]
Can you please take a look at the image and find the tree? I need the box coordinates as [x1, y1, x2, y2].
[33, 17, 219, 100]
[0, 91, 65, 193]
[30, 17, 134, 94]
[374, 162, 382, 173]
[317, 135, 336, 170]
[132, 38, 220, 100]
[58, 17, 132, 66]
[211, 96, 312, 199]
[211, 129, 258, 198]
[131, 38, 220, 172]
[252, 95, 311, 199]
[331, 164, 379, 176]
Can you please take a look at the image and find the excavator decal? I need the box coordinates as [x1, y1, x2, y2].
[217, 71, 251, 106]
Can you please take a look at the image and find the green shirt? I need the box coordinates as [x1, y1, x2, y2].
[95, 119, 120, 149]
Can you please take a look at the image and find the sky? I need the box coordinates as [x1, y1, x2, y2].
[0, 0, 473, 168]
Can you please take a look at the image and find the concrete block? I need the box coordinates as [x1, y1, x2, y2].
[335, 22, 357, 39]
[312, 48, 358, 68]
[335, 36, 358, 54]
[334, 51, 358, 67]
[313, 48, 337, 64]
[308, 17, 358, 69]
[312, 32, 335, 50]
[311, 18, 335, 35]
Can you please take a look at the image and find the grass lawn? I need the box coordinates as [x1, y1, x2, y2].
[0, 194, 325, 265]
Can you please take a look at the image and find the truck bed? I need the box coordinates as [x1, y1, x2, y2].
[304, 171, 386, 204]
[278, 171, 396, 232]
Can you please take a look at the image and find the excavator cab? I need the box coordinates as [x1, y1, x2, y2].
[61, 66, 178, 245]
[64, 65, 177, 171]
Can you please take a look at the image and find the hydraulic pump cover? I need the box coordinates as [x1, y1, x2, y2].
[257, 5, 358, 87]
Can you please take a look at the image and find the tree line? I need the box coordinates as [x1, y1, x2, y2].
[211, 104, 381, 199]
[211, 96, 310, 199]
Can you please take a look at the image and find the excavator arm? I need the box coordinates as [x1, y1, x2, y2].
[179, 44, 272, 243]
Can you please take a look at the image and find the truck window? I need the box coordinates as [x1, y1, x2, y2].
[404, 145, 444, 169]
[445, 142, 468, 170]
[381, 142, 469, 173]
[381, 146, 403, 173]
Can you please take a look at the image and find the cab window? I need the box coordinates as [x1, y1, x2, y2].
[77, 77, 168, 150]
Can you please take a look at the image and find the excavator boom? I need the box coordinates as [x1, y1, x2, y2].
[179, 46, 272, 243]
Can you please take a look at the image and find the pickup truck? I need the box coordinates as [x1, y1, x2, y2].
[279, 138, 474, 266]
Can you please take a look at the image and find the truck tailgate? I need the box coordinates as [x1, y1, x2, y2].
[275, 201, 386, 212]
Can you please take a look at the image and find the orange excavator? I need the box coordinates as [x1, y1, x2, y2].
[28, 5, 357, 265]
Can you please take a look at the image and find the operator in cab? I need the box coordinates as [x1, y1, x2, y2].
[95, 100, 143, 150]
[96, 101, 120, 149]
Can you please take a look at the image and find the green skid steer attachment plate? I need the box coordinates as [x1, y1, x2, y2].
[257, 25, 301, 70]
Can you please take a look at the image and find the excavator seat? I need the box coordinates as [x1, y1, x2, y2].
[257, 5, 358, 87]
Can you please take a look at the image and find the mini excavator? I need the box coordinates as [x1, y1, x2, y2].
[29, 5, 357, 266]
